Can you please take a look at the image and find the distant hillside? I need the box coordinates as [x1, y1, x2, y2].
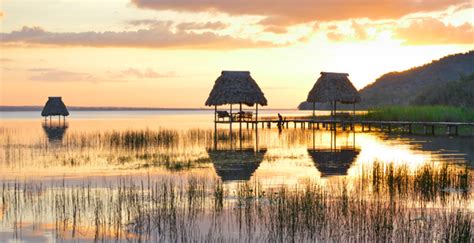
[359, 51, 474, 107]
[412, 74, 474, 107]
[298, 50, 474, 110]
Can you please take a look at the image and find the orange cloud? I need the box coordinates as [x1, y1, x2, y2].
[395, 18, 474, 45]
[0, 25, 280, 49]
[131, 0, 468, 25]
[111, 68, 176, 79]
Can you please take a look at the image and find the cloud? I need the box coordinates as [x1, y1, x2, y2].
[326, 31, 345, 42]
[351, 21, 369, 40]
[111, 68, 176, 79]
[0, 58, 13, 63]
[130, 0, 468, 26]
[395, 18, 474, 45]
[176, 21, 228, 31]
[28, 68, 97, 83]
[263, 25, 288, 34]
[0, 25, 280, 49]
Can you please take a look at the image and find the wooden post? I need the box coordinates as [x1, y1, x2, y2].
[214, 105, 217, 122]
[214, 105, 218, 150]
[255, 103, 259, 151]
[312, 102, 315, 121]
[431, 125, 435, 135]
[230, 104, 233, 145]
[256, 103, 259, 130]
[239, 103, 242, 149]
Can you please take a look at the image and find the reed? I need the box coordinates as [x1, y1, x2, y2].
[0, 163, 470, 242]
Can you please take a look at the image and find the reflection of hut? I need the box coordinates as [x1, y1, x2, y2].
[42, 123, 68, 143]
[41, 97, 69, 123]
[306, 72, 361, 118]
[307, 148, 360, 177]
[205, 71, 267, 124]
[207, 148, 266, 182]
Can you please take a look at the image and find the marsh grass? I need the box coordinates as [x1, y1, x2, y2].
[361, 106, 474, 122]
[0, 164, 471, 242]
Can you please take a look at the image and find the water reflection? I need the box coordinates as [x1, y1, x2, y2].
[208, 148, 266, 182]
[306, 129, 359, 177]
[42, 122, 68, 143]
[308, 148, 360, 177]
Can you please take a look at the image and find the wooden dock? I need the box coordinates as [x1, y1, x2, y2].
[215, 118, 474, 136]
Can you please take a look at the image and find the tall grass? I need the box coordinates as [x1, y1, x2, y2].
[0, 164, 471, 242]
[361, 106, 474, 122]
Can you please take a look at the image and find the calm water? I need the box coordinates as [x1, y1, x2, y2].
[0, 110, 472, 242]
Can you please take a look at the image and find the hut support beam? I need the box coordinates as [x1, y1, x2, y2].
[239, 103, 242, 149]
[230, 104, 233, 145]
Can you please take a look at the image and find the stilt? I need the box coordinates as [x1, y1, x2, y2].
[431, 125, 435, 135]
[230, 104, 233, 145]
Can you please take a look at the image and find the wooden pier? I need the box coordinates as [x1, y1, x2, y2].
[215, 118, 474, 136]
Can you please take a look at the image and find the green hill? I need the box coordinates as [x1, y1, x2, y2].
[359, 50, 474, 107]
[298, 51, 474, 110]
[412, 74, 474, 107]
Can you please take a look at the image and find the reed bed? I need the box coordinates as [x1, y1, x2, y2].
[0, 164, 471, 242]
[361, 106, 474, 122]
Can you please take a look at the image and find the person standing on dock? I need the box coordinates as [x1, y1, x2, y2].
[277, 113, 284, 132]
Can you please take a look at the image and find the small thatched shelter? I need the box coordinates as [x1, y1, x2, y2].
[307, 148, 360, 177]
[205, 71, 267, 125]
[41, 97, 69, 123]
[208, 148, 266, 182]
[306, 72, 361, 118]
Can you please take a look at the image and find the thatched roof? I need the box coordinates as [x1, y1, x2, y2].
[307, 72, 361, 104]
[208, 148, 266, 182]
[41, 97, 69, 117]
[307, 148, 360, 177]
[205, 71, 268, 106]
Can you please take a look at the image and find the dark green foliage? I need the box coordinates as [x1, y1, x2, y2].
[359, 51, 474, 107]
[413, 74, 474, 107]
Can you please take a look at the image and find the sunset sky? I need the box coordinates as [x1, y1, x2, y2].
[1, 0, 473, 108]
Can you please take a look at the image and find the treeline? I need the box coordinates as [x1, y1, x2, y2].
[413, 74, 474, 107]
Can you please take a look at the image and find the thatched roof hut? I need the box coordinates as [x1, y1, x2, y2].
[307, 148, 360, 177]
[307, 72, 361, 104]
[205, 71, 267, 107]
[208, 148, 266, 182]
[41, 97, 69, 117]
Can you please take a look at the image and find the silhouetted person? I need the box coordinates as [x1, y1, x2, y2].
[277, 113, 284, 132]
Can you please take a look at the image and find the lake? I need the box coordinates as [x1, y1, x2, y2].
[0, 110, 472, 242]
